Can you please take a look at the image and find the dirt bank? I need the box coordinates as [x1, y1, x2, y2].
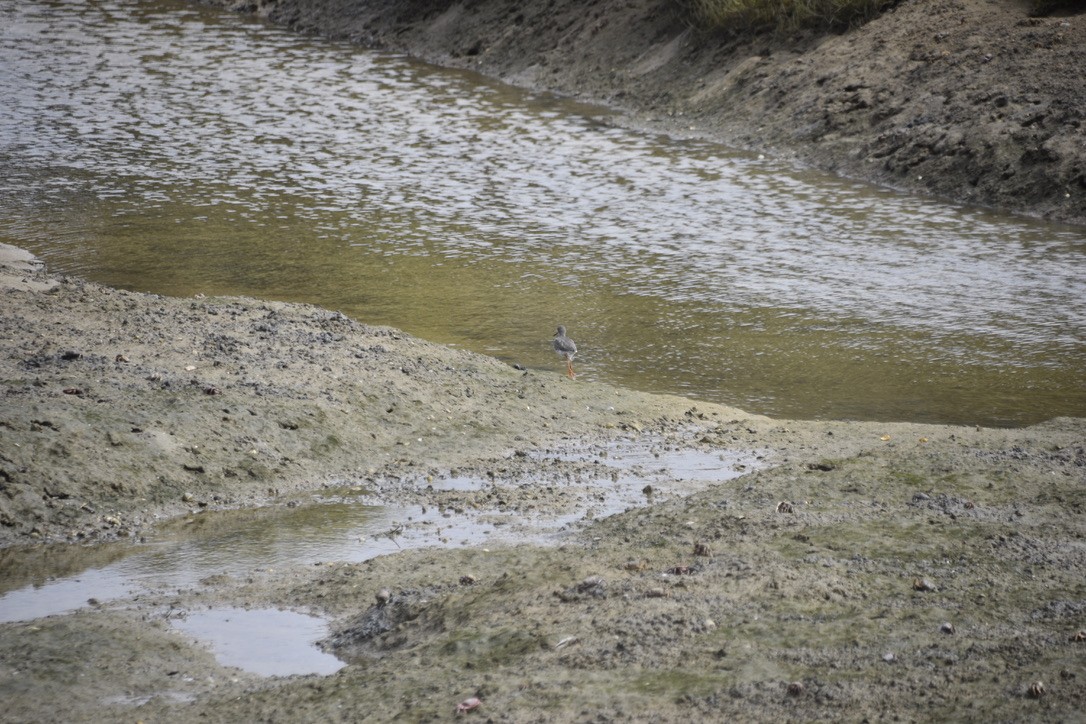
[2, 247, 1085, 721]
[218, 0, 1086, 226]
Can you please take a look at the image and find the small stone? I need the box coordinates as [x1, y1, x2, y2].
[940, 622, 955, 635]
[375, 588, 392, 606]
[577, 575, 605, 593]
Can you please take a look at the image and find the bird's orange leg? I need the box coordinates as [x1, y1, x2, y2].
[567, 360, 576, 379]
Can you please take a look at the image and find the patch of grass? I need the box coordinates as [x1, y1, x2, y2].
[682, 0, 899, 32]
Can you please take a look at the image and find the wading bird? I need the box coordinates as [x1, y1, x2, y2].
[553, 325, 577, 379]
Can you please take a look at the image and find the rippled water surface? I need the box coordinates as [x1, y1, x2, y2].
[1, 0, 1083, 425]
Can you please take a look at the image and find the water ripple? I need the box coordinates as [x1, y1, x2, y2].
[0, 0, 1082, 424]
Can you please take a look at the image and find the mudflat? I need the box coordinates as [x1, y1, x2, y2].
[1, 249, 1083, 720]
[2, 0, 1085, 720]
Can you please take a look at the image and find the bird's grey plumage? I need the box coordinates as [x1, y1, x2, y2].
[553, 325, 577, 378]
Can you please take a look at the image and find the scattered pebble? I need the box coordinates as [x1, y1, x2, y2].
[455, 696, 482, 714]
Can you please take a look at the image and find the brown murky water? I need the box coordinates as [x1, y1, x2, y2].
[1, 0, 1083, 426]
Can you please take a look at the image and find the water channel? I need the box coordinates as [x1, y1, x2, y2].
[1, 0, 1083, 428]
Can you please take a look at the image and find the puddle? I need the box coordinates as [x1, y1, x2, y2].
[0, 442, 764, 675]
[172, 608, 345, 677]
[0, 501, 492, 625]
[550, 442, 763, 483]
[0, 444, 762, 623]
[0, 568, 141, 624]
[535, 442, 765, 525]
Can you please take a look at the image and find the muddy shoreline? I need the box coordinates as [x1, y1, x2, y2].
[217, 0, 1086, 226]
[2, 1, 1085, 717]
[2, 249, 1084, 720]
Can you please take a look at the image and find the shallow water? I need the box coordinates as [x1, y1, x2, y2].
[0, 0, 1083, 427]
[0, 444, 757, 673]
[172, 608, 345, 677]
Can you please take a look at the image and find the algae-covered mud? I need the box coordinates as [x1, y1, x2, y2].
[1, 250, 1084, 721]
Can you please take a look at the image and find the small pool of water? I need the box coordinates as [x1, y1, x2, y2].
[0, 444, 759, 673]
[0, 443, 760, 609]
[0, 501, 481, 624]
[0, 441, 760, 674]
[172, 607, 345, 677]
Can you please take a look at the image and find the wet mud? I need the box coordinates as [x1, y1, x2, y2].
[1, 248, 1084, 721]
